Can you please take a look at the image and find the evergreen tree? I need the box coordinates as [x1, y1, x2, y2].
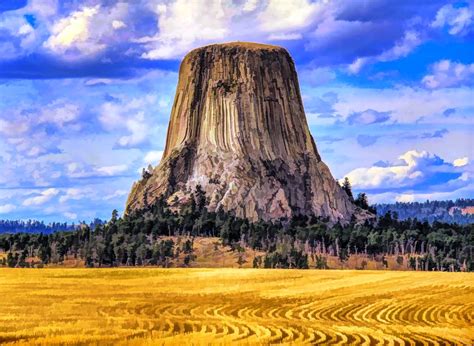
[355, 193, 369, 210]
[342, 177, 354, 200]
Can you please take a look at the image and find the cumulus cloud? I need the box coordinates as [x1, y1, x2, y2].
[395, 194, 416, 203]
[65, 162, 130, 179]
[44, 6, 102, 55]
[368, 184, 474, 204]
[3, 100, 80, 133]
[453, 157, 469, 167]
[27, 0, 59, 18]
[140, 0, 326, 59]
[140, 0, 232, 59]
[0, 99, 82, 159]
[59, 188, 88, 203]
[422, 60, 474, 89]
[0, 10, 42, 59]
[269, 33, 302, 40]
[104, 190, 128, 200]
[348, 31, 423, 74]
[39, 100, 80, 127]
[99, 94, 157, 148]
[344, 150, 467, 193]
[382, 30, 423, 61]
[63, 211, 77, 220]
[117, 112, 148, 147]
[258, 0, 322, 32]
[0, 0, 452, 75]
[431, 3, 473, 36]
[23, 188, 59, 206]
[330, 85, 473, 124]
[96, 164, 128, 176]
[0, 204, 16, 214]
[0, 118, 29, 136]
[112, 20, 126, 30]
[144, 150, 164, 165]
[43, 2, 129, 58]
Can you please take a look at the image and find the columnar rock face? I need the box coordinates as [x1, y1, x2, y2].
[126, 42, 358, 222]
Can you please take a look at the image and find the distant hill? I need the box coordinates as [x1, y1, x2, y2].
[374, 199, 474, 225]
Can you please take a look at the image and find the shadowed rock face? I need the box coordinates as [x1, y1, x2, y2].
[126, 42, 358, 222]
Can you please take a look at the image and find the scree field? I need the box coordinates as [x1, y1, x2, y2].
[1, 269, 473, 345]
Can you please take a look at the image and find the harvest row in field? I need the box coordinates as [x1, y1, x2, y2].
[0, 268, 472, 344]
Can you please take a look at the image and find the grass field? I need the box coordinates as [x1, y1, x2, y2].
[0, 269, 472, 345]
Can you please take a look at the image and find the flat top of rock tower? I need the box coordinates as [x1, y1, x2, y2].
[184, 41, 286, 58]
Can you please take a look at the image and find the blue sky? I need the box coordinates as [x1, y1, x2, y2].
[0, 0, 473, 222]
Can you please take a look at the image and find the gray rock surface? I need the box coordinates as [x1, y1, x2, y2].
[126, 42, 363, 222]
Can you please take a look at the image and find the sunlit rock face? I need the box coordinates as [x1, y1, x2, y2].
[126, 42, 358, 222]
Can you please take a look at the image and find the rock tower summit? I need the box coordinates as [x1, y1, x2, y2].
[126, 42, 358, 222]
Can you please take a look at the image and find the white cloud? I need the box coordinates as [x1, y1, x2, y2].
[268, 33, 302, 40]
[39, 101, 80, 127]
[104, 190, 128, 200]
[378, 31, 422, 62]
[0, 12, 40, 56]
[259, 0, 322, 32]
[112, 20, 126, 29]
[143, 150, 164, 165]
[422, 60, 474, 89]
[27, 0, 58, 18]
[99, 95, 157, 147]
[432, 3, 473, 36]
[369, 182, 474, 204]
[328, 85, 474, 124]
[453, 157, 469, 167]
[44, 6, 103, 55]
[344, 150, 467, 191]
[141, 0, 232, 59]
[0, 118, 29, 136]
[59, 188, 87, 203]
[0, 204, 16, 214]
[66, 162, 129, 178]
[117, 112, 148, 147]
[96, 164, 128, 176]
[395, 194, 415, 203]
[243, 0, 259, 12]
[43, 3, 129, 57]
[348, 30, 422, 74]
[64, 211, 77, 220]
[347, 57, 368, 74]
[23, 188, 59, 206]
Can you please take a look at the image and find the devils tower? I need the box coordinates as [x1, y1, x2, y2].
[126, 42, 359, 222]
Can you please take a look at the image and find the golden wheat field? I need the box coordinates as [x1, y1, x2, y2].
[0, 269, 473, 345]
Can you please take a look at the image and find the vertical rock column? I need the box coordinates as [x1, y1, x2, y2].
[126, 42, 357, 223]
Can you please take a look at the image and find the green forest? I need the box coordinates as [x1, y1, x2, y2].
[1, 185, 472, 271]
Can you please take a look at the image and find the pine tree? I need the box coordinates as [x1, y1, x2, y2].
[342, 177, 354, 200]
[355, 193, 369, 210]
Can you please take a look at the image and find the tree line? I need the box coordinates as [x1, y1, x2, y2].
[0, 185, 472, 271]
[0, 218, 105, 234]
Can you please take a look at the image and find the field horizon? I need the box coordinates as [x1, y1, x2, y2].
[1, 268, 473, 345]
